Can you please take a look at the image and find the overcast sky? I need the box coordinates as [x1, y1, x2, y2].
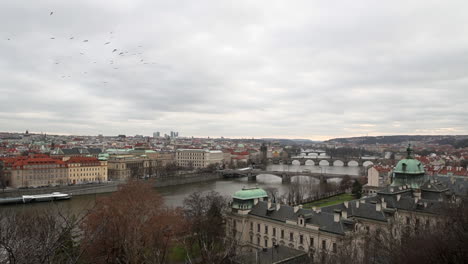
[1, 1, 467, 140]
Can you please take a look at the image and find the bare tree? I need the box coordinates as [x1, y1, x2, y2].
[81, 180, 184, 264]
[0, 206, 87, 264]
[264, 187, 279, 203]
[181, 191, 237, 264]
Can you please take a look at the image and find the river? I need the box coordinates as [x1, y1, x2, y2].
[2, 165, 361, 213]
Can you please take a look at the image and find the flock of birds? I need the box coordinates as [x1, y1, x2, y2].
[5, 11, 160, 84]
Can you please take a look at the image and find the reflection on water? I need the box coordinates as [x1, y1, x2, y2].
[3, 165, 360, 212]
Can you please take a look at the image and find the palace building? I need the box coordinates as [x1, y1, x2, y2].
[0, 155, 108, 188]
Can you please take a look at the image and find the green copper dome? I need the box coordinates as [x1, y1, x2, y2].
[233, 187, 268, 200]
[393, 144, 424, 174]
[394, 159, 424, 174]
[391, 144, 426, 188]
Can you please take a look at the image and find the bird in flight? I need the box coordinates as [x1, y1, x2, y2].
[50, 12, 54, 16]
[70, 37, 74, 40]
[50, 37, 55, 39]
[104, 42, 111, 45]
[83, 40, 88, 42]
[112, 49, 117, 52]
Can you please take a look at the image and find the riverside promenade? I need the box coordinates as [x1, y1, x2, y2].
[0, 172, 223, 198]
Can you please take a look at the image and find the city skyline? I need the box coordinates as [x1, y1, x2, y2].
[1, 1, 468, 140]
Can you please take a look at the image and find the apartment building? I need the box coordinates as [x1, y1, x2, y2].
[176, 149, 224, 168]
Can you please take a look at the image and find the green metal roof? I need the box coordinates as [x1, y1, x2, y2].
[233, 187, 268, 200]
[394, 159, 425, 174]
[393, 144, 425, 174]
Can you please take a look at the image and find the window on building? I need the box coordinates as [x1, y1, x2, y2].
[257, 224, 260, 232]
[281, 229, 284, 239]
[289, 232, 293, 242]
[264, 239, 268, 248]
[257, 237, 260, 245]
[250, 222, 253, 230]
[333, 243, 337, 253]
[322, 240, 326, 250]
[273, 227, 276, 237]
[265, 225, 268, 234]
[310, 237, 314, 247]
[299, 235, 303, 244]
[250, 235, 253, 243]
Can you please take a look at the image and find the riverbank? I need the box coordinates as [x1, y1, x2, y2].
[0, 172, 223, 199]
[0, 181, 121, 198]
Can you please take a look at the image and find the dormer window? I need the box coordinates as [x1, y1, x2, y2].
[402, 163, 407, 171]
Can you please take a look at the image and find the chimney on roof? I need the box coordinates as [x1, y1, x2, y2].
[276, 203, 281, 211]
[344, 201, 349, 208]
[356, 201, 360, 208]
[294, 206, 299, 213]
[360, 199, 365, 204]
[414, 197, 419, 204]
[376, 203, 382, 212]
[299, 205, 303, 209]
[342, 210, 348, 219]
[397, 194, 401, 201]
[414, 190, 421, 199]
[334, 209, 341, 223]
[267, 199, 271, 209]
[424, 202, 428, 208]
[254, 198, 258, 205]
[390, 187, 394, 192]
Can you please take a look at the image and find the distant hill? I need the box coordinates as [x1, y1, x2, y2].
[326, 135, 468, 147]
[260, 138, 321, 145]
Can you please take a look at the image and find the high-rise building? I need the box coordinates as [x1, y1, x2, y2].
[153, 132, 160, 138]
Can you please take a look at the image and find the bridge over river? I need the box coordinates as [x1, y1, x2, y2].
[220, 168, 355, 183]
[271, 157, 380, 167]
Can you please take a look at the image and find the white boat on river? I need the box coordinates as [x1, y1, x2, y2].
[0, 192, 72, 205]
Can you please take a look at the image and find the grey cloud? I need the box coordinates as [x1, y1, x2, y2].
[1, 0, 468, 139]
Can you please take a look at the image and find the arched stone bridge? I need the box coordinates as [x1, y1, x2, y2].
[219, 169, 356, 183]
[270, 157, 379, 167]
